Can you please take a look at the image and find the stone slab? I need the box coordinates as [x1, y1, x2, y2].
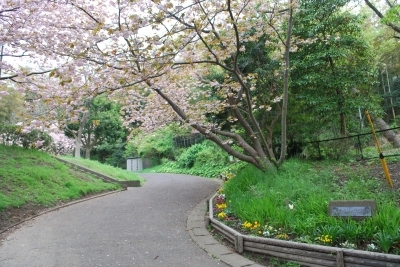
[192, 227, 210, 236]
[187, 219, 206, 230]
[204, 243, 233, 256]
[118, 180, 141, 187]
[219, 253, 258, 267]
[328, 200, 376, 220]
[190, 234, 220, 246]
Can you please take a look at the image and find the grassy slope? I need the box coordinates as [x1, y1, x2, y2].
[0, 145, 127, 211]
[59, 156, 144, 183]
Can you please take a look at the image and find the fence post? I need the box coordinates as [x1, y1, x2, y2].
[317, 141, 322, 159]
[357, 135, 363, 159]
[235, 234, 244, 254]
[336, 249, 344, 267]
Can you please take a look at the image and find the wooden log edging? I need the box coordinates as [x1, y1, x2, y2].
[208, 193, 400, 267]
[55, 157, 141, 188]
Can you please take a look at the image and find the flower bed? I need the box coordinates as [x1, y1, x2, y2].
[209, 192, 400, 267]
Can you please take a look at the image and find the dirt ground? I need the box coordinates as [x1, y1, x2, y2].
[370, 161, 400, 191]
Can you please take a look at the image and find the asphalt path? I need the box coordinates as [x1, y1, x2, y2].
[0, 173, 229, 267]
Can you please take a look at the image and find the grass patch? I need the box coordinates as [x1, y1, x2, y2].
[143, 158, 245, 178]
[0, 145, 121, 211]
[221, 159, 400, 254]
[60, 156, 144, 183]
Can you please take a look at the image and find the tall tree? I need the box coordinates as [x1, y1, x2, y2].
[290, 0, 377, 138]
[1, 0, 298, 171]
[65, 96, 126, 159]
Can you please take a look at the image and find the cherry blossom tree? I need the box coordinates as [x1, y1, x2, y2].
[1, 0, 296, 170]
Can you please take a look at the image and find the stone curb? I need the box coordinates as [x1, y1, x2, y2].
[54, 157, 141, 188]
[187, 180, 264, 267]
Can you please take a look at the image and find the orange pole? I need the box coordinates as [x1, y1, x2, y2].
[366, 111, 393, 188]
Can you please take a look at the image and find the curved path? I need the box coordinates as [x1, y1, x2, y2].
[0, 173, 230, 267]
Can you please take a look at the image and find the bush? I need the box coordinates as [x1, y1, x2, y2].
[0, 124, 21, 146]
[126, 127, 176, 159]
[0, 125, 54, 152]
[20, 129, 54, 151]
[177, 143, 204, 168]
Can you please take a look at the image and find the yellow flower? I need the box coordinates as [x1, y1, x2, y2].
[218, 212, 226, 219]
[251, 221, 261, 230]
[216, 203, 227, 210]
[242, 221, 253, 229]
[276, 233, 289, 240]
[318, 235, 332, 244]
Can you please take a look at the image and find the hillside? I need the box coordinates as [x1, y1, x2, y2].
[0, 145, 135, 233]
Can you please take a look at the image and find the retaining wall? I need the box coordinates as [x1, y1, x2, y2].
[55, 157, 141, 188]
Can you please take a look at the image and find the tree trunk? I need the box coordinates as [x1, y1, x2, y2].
[74, 110, 89, 158]
[85, 147, 91, 159]
[74, 124, 83, 158]
[277, 0, 293, 167]
[372, 116, 400, 148]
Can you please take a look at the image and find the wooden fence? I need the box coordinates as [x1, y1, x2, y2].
[208, 194, 400, 267]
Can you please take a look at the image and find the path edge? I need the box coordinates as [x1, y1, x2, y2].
[0, 189, 125, 236]
[186, 179, 264, 267]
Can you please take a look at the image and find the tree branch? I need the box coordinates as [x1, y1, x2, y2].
[365, 0, 400, 34]
[0, 70, 53, 80]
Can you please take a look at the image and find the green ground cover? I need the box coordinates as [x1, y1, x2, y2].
[217, 159, 400, 254]
[0, 145, 122, 211]
[144, 158, 245, 178]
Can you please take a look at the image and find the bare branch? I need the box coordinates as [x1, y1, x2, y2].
[70, 1, 101, 24]
[0, 69, 53, 80]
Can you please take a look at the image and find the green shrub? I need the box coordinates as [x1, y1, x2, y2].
[126, 127, 176, 159]
[0, 124, 21, 145]
[177, 143, 204, 168]
[0, 125, 55, 152]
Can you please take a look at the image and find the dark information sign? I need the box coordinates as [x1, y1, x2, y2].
[328, 200, 376, 220]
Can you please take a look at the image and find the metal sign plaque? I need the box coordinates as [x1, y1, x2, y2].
[331, 206, 372, 217]
[328, 200, 376, 220]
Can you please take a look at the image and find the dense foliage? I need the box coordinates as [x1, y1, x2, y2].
[221, 160, 400, 254]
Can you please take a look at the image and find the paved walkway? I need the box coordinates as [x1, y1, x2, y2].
[0, 173, 261, 267]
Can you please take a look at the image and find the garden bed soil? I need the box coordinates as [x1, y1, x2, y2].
[369, 161, 400, 191]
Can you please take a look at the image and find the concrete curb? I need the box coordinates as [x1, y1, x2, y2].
[54, 157, 141, 188]
[187, 180, 264, 267]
